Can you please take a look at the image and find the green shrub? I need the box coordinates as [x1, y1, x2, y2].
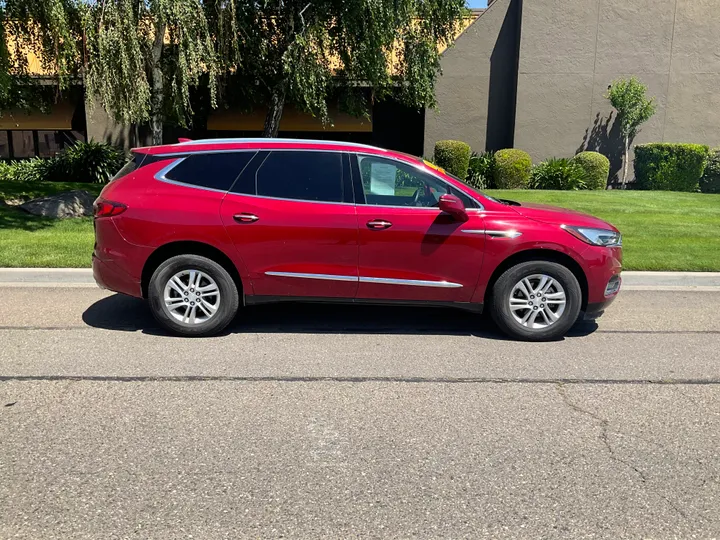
[634, 143, 709, 192]
[434, 140, 471, 179]
[493, 149, 532, 189]
[466, 151, 495, 189]
[0, 161, 13, 182]
[62, 141, 126, 183]
[700, 148, 720, 194]
[571, 151, 609, 190]
[7, 159, 49, 183]
[529, 158, 587, 190]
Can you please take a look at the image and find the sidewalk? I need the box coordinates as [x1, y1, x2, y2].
[1, 268, 720, 290]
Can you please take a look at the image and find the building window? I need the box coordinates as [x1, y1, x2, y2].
[37, 131, 64, 157]
[11, 131, 34, 158]
[0, 132, 9, 159]
[0, 130, 85, 160]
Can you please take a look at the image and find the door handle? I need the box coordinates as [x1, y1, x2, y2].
[367, 219, 392, 230]
[233, 213, 259, 223]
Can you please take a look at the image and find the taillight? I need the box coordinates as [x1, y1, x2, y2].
[93, 199, 127, 218]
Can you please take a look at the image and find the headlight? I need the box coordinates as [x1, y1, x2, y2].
[563, 226, 622, 247]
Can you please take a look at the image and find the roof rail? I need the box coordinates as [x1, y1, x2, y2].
[175, 137, 382, 151]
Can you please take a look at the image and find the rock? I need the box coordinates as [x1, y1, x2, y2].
[20, 190, 96, 219]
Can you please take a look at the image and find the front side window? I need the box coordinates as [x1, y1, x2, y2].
[356, 155, 476, 208]
[255, 151, 344, 203]
[164, 152, 256, 192]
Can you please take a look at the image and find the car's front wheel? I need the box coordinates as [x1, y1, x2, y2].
[148, 254, 240, 337]
[490, 260, 582, 341]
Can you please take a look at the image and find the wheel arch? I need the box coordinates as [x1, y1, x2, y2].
[141, 241, 245, 300]
[483, 249, 589, 310]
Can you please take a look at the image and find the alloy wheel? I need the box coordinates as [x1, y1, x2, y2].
[508, 274, 567, 329]
[163, 269, 221, 325]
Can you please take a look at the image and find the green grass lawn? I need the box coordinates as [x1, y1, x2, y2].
[1, 181, 719, 270]
[487, 190, 720, 271]
[0, 181, 103, 267]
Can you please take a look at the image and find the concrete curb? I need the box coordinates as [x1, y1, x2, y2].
[1, 269, 720, 290]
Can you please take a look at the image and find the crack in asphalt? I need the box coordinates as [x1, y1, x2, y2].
[2, 375, 720, 384]
[556, 384, 690, 522]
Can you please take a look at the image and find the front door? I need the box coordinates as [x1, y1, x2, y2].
[352, 154, 486, 303]
[220, 150, 359, 298]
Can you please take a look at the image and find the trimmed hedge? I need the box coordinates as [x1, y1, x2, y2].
[634, 143, 709, 192]
[700, 148, 720, 194]
[530, 158, 587, 190]
[434, 140, 471, 179]
[493, 149, 532, 189]
[571, 151, 609, 190]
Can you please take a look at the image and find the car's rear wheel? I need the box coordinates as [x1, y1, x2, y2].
[148, 254, 239, 337]
[490, 261, 582, 341]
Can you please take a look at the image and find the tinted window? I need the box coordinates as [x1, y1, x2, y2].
[356, 155, 476, 208]
[256, 151, 343, 203]
[165, 152, 256, 192]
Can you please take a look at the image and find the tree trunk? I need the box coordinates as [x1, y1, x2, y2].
[621, 135, 630, 189]
[263, 86, 286, 138]
[150, 22, 167, 146]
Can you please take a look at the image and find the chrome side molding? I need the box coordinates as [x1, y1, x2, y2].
[265, 272, 463, 288]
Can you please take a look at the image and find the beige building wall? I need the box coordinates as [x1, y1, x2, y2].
[513, 0, 720, 181]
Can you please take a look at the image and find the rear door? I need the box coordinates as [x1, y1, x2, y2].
[220, 150, 359, 298]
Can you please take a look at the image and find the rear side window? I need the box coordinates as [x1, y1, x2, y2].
[164, 152, 256, 192]
[255, 151, 344, 203]
[110, 153, 144, 182]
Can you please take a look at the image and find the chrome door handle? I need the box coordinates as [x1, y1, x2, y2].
[233, 213, 259, 223]
[367, 220, 392, 230]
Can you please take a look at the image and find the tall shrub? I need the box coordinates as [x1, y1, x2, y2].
[530, 158, 587, 190]
[493, 149, 532, 189]
[466, 151, 495, 189]
[434, 140, 471, 179]
[634, 143, 709, 192]
[700, 148, 720, 194]
[571, 152, 610, 190]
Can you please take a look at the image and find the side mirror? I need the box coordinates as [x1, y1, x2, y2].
[438, 194, 469, 222]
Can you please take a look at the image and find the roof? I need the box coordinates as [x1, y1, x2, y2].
[134, 138, 412, 160]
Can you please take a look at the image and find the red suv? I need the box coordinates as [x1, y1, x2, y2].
[93, 139, 622, 341]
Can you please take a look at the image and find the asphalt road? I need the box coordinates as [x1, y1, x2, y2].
[1, 287, 719, 539]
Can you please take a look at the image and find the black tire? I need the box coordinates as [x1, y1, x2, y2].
[489, 260, 582, 341]
[148, 254, 240, 337]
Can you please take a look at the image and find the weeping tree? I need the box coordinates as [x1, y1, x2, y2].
[207, 0, 468, 137]
[0, 0, 82, 115]
[84, 0, 219, 145]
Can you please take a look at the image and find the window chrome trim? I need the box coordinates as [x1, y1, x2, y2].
[359, 276, 463, 288]
[264, 272, 463, 289]
[230, 192, 356, 206]
[265, 271, 358, 282]
[354, 152, 484, 210]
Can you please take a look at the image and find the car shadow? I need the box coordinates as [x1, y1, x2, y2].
[82, 294, 599, 340]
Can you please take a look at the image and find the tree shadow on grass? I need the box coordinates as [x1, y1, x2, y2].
[0, 204, 63, 232]
[83, 293, 599, 341]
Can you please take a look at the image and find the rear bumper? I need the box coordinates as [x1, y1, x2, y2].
[93, 254, 142, 298]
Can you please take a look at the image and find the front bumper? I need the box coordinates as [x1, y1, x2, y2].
[582, 295, 618, 320]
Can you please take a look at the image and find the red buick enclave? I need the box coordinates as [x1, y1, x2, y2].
[92, 138, 622, 340]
